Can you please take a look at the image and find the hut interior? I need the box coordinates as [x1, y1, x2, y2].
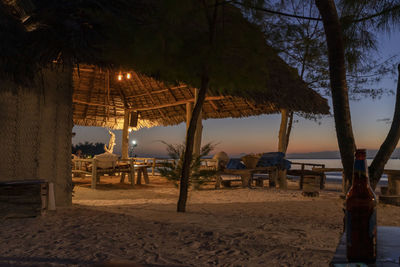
[73, 65, 330, 159]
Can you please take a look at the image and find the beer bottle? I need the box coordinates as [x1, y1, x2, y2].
[345, 149, 377, 262]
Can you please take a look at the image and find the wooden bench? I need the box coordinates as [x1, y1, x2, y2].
[288, 162, 326, 189]
[0, 180, 48, 218]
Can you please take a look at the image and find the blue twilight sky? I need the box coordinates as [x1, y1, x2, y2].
[72, 32, 400, 157]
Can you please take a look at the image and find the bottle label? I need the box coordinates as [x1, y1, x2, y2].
[346, 210, 352, 246]
[354, 160, 367, 172]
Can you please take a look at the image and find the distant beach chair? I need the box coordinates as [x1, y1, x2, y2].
[215, 152, 289, 189]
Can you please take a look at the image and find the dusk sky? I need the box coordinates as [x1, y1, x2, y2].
[73, 33, 400, 157]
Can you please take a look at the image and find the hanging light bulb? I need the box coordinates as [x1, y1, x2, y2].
[117, 73, 123, 81]
[126, 73, 131, 79]
[128, 128, 132, 132]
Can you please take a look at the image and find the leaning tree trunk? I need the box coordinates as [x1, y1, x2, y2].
[315, 0, 356, 191]
[369, 64, 400, 189]
[278, 109, 289, 153]
[0, 68, 74, 206]
[177, 72, 209, 212]
[177, 0, 220, 212]
[284, 111, 293, 152]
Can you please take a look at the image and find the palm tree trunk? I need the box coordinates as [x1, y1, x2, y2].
[177, 72, 209, 212]
[278, 109, 289, 153]
[284, 111, 294, 152]
[369, 64, 400, 189]
[315, 0, 356, 191]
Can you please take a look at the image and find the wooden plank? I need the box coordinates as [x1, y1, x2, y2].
[91, 160, 97, 189]
[312, 167, 343, 172]
[73, 96, 227, 112]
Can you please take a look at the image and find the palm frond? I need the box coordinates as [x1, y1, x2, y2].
[157, 141, 217, 189]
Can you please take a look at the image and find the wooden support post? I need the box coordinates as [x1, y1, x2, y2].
[193, 89, 203, 157]
[152, 158, 156, 176]
[186, 102, 193, 131]
[121, 109, 130, 159]
[278, 169, 288, 189]
[91, 159, 97, 189]
[277, 109, 288, 189]
[300, 164, 305, 189]
[129, 159, 135, 187]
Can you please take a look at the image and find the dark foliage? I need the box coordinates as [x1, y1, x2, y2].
[0, 0, 131, 85]
[72, 141, 105, 157]
[158, 141, 217, 189]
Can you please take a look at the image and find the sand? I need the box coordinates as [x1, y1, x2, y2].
[1, 176, 400, 267]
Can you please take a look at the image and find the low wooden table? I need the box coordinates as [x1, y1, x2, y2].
[330, 226, 400, 267]
[216, 167, 278, 189]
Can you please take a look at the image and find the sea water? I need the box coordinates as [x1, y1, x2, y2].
[288, 158, 400, 185]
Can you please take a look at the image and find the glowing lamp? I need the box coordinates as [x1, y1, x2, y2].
[132, 140, 137, 145]
[117, 74, 123, 81]
[126, 73, 131, 79]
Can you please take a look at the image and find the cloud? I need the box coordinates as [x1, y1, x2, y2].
[377, 118, 392, 124]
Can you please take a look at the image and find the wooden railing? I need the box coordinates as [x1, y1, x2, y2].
[312, 167, 400, 176]
[130, 157, 178, 175]
[291, 162, 325, 170]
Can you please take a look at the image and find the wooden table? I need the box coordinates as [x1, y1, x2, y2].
[330, 226, 400, 267]
[119, 164, 150, 185]
[216, 166, 278, 189]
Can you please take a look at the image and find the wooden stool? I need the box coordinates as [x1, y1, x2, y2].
[302, 175, 320, 197]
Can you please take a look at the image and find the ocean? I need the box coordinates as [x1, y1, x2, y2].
[287, 158, 400, 184]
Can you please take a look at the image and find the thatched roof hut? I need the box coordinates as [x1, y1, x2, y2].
[73, 65, 329, 130]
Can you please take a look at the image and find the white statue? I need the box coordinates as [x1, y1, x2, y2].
[104, 130, 116, 153]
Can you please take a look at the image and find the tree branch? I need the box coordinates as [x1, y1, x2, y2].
[225, 0, 400, 25]
[231, 0, 322, 21]
[352, 4, 400, 23]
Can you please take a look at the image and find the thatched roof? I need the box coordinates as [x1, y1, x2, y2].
[73, 65, 329, 130]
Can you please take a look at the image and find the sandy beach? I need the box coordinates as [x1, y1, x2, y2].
[1, 176, 400, 267]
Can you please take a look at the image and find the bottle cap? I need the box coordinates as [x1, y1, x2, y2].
[355, 149, 366, 160]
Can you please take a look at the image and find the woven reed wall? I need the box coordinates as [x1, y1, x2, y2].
[0, 68, 73, 206]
